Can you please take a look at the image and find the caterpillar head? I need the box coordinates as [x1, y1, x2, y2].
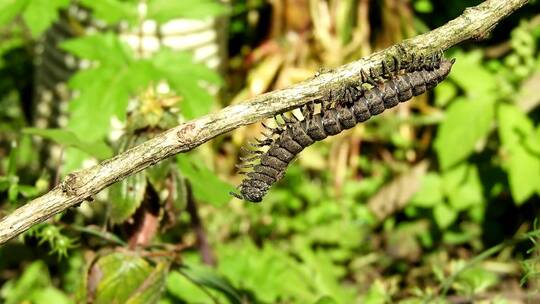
[230, 185, 265, 203]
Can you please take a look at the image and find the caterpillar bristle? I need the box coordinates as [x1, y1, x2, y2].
[235, 163, 254, 169]
[230, 191, 244, 199]
[240, 155, 261, 162]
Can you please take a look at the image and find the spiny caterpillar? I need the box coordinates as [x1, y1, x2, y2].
[232, 55, 455, 203]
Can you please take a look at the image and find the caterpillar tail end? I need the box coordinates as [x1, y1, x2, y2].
[229, 191, 263, 203]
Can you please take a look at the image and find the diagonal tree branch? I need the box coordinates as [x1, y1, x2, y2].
[0, 0, 529, 245]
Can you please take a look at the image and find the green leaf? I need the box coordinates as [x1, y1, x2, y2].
[176, 154, 234, 205]
[0, 0, 29, 27]
[443, 163, 484, 211]
[79, 0, 138, 25]
[22, 0, 69, 37]
[23, 128, 113, 159]
[29, 287, 73, 304]
[498, 104, 540, 204]
[8, 183, 19, 203]
[151, 48, 221, 119]
[450, 51, 497, 97]
[7, 141, 18, 177]
[109, 172, 147, 224]
[90, 253, 168, 304]
[180, 264, 243, 304]
[60, 32, 135, 65]
[409, 173, 443, 207]
[454, 266, 498, 294]
[362, 280, 390, 304]
[0, 261, 51, 304]
[166, 271, 218, 303]
[315, 295, 339, 304]
[434, 80, 457, 108]
[147, 0, 228, 23]
[217, 240, 316, 303]
[434, 97, 495, 170]
[63, 34, 159, 141]
[433, 203, 457, 229]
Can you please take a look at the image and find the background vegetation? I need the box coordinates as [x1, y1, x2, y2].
[1, 0, 540, 303]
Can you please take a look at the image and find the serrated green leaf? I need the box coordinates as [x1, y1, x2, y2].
[433, 203, 457, 229]
[63, 34, 163, 140]
[60, 32, 132, 64]
[22, 0, 69, 37]
[409, 173, 443, 207]
[180, 264, 242, 304]
[0, 0, 29, 27]
[434, 97, 495, 170]
[109, 172, 147, 224]
[498, 103, 540, 204]
[147, 0, 228, 23]
[90, 253, 167, 304]
[67, 67, 131, 141]
[151, 48, 221, 119]
[23, 128, 113, 159]
[443, 163, 484, 211]
[176, 154, 234, 205]
[79, 0, 138, 25]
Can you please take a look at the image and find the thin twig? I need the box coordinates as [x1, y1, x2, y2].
[0, 0, 529, 245]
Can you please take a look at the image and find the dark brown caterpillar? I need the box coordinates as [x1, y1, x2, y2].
[232, 58, 455, 203]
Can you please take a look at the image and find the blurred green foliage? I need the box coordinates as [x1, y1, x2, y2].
[0, 0, 539, 303]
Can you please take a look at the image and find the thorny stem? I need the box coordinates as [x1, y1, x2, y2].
[0, 0, 530, 245]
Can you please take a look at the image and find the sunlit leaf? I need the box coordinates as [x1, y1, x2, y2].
[79, 0, 138, 25]
[151, 48, 221, 119]
[443, 163, 484, 211]
[450, 51, 497, 96]
[147, 0, 228, 23]
[434, 97, 495, 170]
[498, 103, 540, 204]
[0, 0, 29, 28]
[409, 172, 443, 207]
[29, 287, 73, 304]
[315, 295, 339, 304]
[454, 266, 498, 294]
[61, 32, 132, 64]
[176, 154, 234, 205]
[433, 202, 457, 229]
[23, 128, 113, 159]
[21, 0, 69, 37]
[62, 34, 160, 141]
